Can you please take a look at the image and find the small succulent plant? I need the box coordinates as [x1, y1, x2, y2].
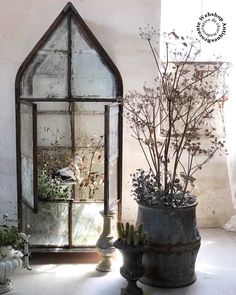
[117, 222, 148, 246]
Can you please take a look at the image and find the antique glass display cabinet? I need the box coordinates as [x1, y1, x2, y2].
[15, 2, 123, 251]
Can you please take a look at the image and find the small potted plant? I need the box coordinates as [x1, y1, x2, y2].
[114, 222, 148, 295]
[122, 27, 228, 287]
[0, 214, 23, 294]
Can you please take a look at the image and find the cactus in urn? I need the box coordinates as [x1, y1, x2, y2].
[117, 222, 148, 246]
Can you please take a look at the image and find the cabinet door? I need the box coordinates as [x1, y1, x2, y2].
[104, 103, 121, 215]
[19, 101, 38, 212]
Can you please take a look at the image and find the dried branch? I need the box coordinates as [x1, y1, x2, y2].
[124, 29, 228, 207]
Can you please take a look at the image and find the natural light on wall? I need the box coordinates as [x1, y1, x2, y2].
[160, 0, 234, 61]
[161, 0, 236, 230]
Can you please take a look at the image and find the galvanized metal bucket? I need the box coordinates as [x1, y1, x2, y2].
[137, 202, 201, 288]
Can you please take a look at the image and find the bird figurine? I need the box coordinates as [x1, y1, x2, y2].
[54, 155, 82, 182]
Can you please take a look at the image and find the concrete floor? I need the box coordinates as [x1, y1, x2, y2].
[9, 229, 236, 295]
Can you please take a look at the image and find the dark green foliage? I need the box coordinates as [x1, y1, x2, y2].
[38, 170, 71, 201]
[0, 215, 21, 248]
[132, 169, 196, 207]
[0, 225, 18, 247]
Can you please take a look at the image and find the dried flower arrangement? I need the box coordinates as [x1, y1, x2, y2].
[122, 27, 228, 208]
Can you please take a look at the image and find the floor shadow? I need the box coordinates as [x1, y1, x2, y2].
[30, 252, 100, 265]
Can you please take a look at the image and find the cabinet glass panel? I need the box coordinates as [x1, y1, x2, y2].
[104, 104, 119, 214]
[72, 202, 103, 246]
[20, 18, 68, 99]
[20, 103, 36, 210]
[22, 202, 69, 246]
[74, 102, 105, 201]
[71, 17, 116, 98]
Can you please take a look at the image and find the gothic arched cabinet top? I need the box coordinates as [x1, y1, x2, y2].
[16, 2, 123, 101]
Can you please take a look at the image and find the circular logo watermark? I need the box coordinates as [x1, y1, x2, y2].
[196, 12, 226, 43]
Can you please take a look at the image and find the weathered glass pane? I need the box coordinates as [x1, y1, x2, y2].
[74, 115, 104, 146]
[37, 101, 69, 111]
[108, 106, 119, 158]
[73, 147, 104, 201]
[20, 103, 34, 209]
[75, 101, 106, 115]
[36, 102, 73, 192]
[20, 18, 68, 99]
[22, 202, 69, 246]
[72, 102, 105, 200]
[108, 159, 118, 206]
[71, 17, 116, 98]
[37, 113, 71, 148]
[105, 104, 119, 213]
[72, 202, 103, 246]
[74, 102, 105, 145]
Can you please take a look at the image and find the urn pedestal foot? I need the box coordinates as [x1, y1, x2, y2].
[96, 248, 115, 272]
[121, 280, 143, 295]
[0, 279, 13, 294]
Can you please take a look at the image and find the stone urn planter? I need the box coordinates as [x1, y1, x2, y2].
[114, 222, 148, 295]
[114, 239, 145, 295]
[137, 202, 201, 288]
[0, 246, 23, 294]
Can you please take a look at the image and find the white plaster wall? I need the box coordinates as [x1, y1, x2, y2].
[0, 0, 235, 227]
